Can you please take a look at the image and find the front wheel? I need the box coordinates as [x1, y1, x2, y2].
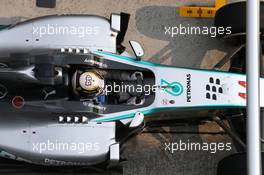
[214, 1, 264, 43]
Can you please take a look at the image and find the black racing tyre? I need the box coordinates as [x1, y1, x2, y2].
[217, 153, 246, 175]
[217, 152, 264, 175]
[215, 1, 264, 40]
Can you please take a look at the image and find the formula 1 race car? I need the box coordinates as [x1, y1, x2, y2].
[0, 1, 262, 173]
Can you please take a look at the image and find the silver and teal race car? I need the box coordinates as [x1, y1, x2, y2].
[0, 2, 261, 172]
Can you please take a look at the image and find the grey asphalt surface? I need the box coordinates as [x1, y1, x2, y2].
[0, 0, 241, 175]
[122, 126, 235, 175]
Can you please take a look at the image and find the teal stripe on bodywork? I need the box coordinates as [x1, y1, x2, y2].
[96, 51, 246, 76]
[95, 104, 244, 122]
[96, 51, 162, 67]
[94, 51, 250, 122]
[0, 25, 10, 31]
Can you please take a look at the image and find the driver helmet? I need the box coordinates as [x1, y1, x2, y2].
[79, 72, 105, 92]
[73, 71, 105, 98]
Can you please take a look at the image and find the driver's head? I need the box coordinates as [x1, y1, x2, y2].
[79, 72, 104, 92]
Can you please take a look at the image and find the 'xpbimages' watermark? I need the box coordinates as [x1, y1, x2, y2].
[164, 24, 232, 38]
[33, 24, 100, 38]
[32, 140, 100, 154]
[104, 82, 160, 96]
[164, 140, 232, 154]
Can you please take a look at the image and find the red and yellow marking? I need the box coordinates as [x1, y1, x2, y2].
[179, 0, 226, 18]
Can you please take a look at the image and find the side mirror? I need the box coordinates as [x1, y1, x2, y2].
[110, 14, 121, 32]
[129, 41, 144, 61]
[129, 112, 144, 128]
